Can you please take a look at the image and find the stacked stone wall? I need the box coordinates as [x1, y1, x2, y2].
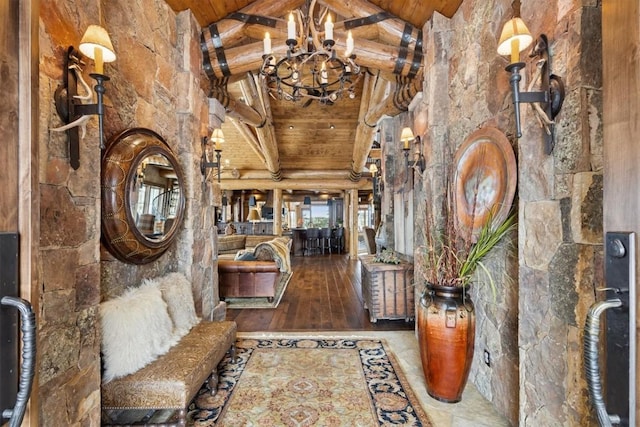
[38, 0, 214, 424]
[381, 0, 603, 425]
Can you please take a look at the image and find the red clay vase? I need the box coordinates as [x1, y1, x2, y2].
[417, 283, 475, 403]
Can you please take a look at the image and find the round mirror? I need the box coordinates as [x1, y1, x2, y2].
[102, 128, 185, 264]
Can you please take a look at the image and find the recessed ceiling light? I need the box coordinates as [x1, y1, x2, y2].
[289, 125, 294, 130]
[329, 124, 335, 129]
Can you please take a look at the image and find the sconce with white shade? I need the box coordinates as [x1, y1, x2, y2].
[498, 16, 565, 153]
[53, 25, 116, 169]
[200, 128, 224, 182]
[400, 127, 425, 174]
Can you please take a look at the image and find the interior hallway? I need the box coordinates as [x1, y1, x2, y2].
[226, 254, 510, 426]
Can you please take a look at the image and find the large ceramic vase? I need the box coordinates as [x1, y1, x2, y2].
[417, 283, 475, 403]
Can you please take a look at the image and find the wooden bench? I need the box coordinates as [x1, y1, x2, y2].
[99, 273, 237, 426]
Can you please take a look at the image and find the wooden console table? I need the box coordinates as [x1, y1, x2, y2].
[359, 255, 415, 323]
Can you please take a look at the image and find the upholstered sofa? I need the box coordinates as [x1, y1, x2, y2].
[100, 272, 237, 426]
[218, 236, 292, 301]
[217, 234, 278, 257]
[218, 260, 280, 301]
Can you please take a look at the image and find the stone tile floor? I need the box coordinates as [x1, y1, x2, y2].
[241, 330, 510, 427]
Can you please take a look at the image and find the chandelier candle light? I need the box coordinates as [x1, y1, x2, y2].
[260, 7, 361, 105]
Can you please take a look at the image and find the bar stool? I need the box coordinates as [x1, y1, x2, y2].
[305, 228, 320, 255]
[332, 227, 344, 253]
[320, 227, 333, 254]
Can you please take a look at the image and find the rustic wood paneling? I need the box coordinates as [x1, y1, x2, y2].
[0, 0, 20, 231]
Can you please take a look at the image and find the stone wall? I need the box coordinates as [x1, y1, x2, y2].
[38, 0, 216, 424]
[389, 0, 602, 425]
[516, 2, 602, 425]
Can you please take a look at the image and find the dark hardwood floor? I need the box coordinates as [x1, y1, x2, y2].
[226, 254, 415, 332]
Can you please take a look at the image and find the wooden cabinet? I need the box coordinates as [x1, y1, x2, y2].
[360, 255, 415, 322]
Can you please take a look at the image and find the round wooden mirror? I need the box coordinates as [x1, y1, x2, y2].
[102, 128, 185, 264]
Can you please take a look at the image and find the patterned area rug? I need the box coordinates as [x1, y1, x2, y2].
[188, 338, 431, 426]
[224, 272, 292, 309]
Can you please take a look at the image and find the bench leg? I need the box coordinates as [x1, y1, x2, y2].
[176, 409, 187, 426]
[229, 342, 237, 363]
[207, 371, 219, 396]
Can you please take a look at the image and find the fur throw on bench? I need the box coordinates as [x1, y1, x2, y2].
[99, 272, 200, 383]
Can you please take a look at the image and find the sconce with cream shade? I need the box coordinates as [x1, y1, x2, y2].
[400, 127, 425, 173]
[200, 128, 224, 182]
[247, 207, 261, 233]
[247, 208, 261, 222]
[497, 16, 565, 153]
[79, 25, 116, 75]
[497, 18, 533, 64]
[52, 25, 116, 169]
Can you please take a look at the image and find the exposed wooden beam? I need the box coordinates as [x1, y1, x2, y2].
[210, 80, 266, 127]
[219, 178, 372, 191]
[254, 73, 283, 180]
[202, 32, 422, 79]
[199, 0, 304, 46]
[228, 118, 267, 164]
[221, 169, 362, 180]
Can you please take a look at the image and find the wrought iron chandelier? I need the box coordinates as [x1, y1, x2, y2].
[260, 4, 362, 105]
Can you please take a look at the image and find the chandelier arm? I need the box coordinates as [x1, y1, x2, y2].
[295, 9, 306, 49]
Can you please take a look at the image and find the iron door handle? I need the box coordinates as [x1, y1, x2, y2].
[1, 296, 36, 427]
[584, 299, 623, 427]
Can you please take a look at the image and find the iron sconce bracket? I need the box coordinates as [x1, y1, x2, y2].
[200, 135, 222, 182]
[506, 34, 565, 154]
[54, 46, 109, 169]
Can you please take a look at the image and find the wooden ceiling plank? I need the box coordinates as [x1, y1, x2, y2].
[228, 118, 267, 164]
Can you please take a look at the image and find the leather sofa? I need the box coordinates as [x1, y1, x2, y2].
[218, 259, 280, 301]
[217, 234, 277, 257]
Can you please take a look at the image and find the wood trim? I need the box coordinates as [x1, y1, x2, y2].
[18, 0, 39, 425]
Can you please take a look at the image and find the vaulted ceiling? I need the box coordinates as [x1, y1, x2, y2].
[164, 0, 463, 195]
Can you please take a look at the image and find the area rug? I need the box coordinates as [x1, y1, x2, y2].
[187, 337, 431, 426]
[224, 271, 292, 309]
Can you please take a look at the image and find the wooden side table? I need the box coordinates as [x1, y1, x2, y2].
[359, 255, 415, 322]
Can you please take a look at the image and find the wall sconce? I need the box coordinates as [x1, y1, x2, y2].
[248, 195, 257, 207]
[369, 161, 383, 199]
[303, 196, 311, 205]
[53, 25, 116, 169]
[498, 17, 565, 153]
[200, 128, 224, 182]
[400, 127, 425, 173]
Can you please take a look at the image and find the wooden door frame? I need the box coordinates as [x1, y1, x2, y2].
[602, 0, 640, 421]
[18, 0, 39, 425]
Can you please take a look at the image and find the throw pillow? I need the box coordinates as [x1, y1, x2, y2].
[234, 250, 257, 261]
[100, 282, 176, 383]
[156, 272, 200, 341]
